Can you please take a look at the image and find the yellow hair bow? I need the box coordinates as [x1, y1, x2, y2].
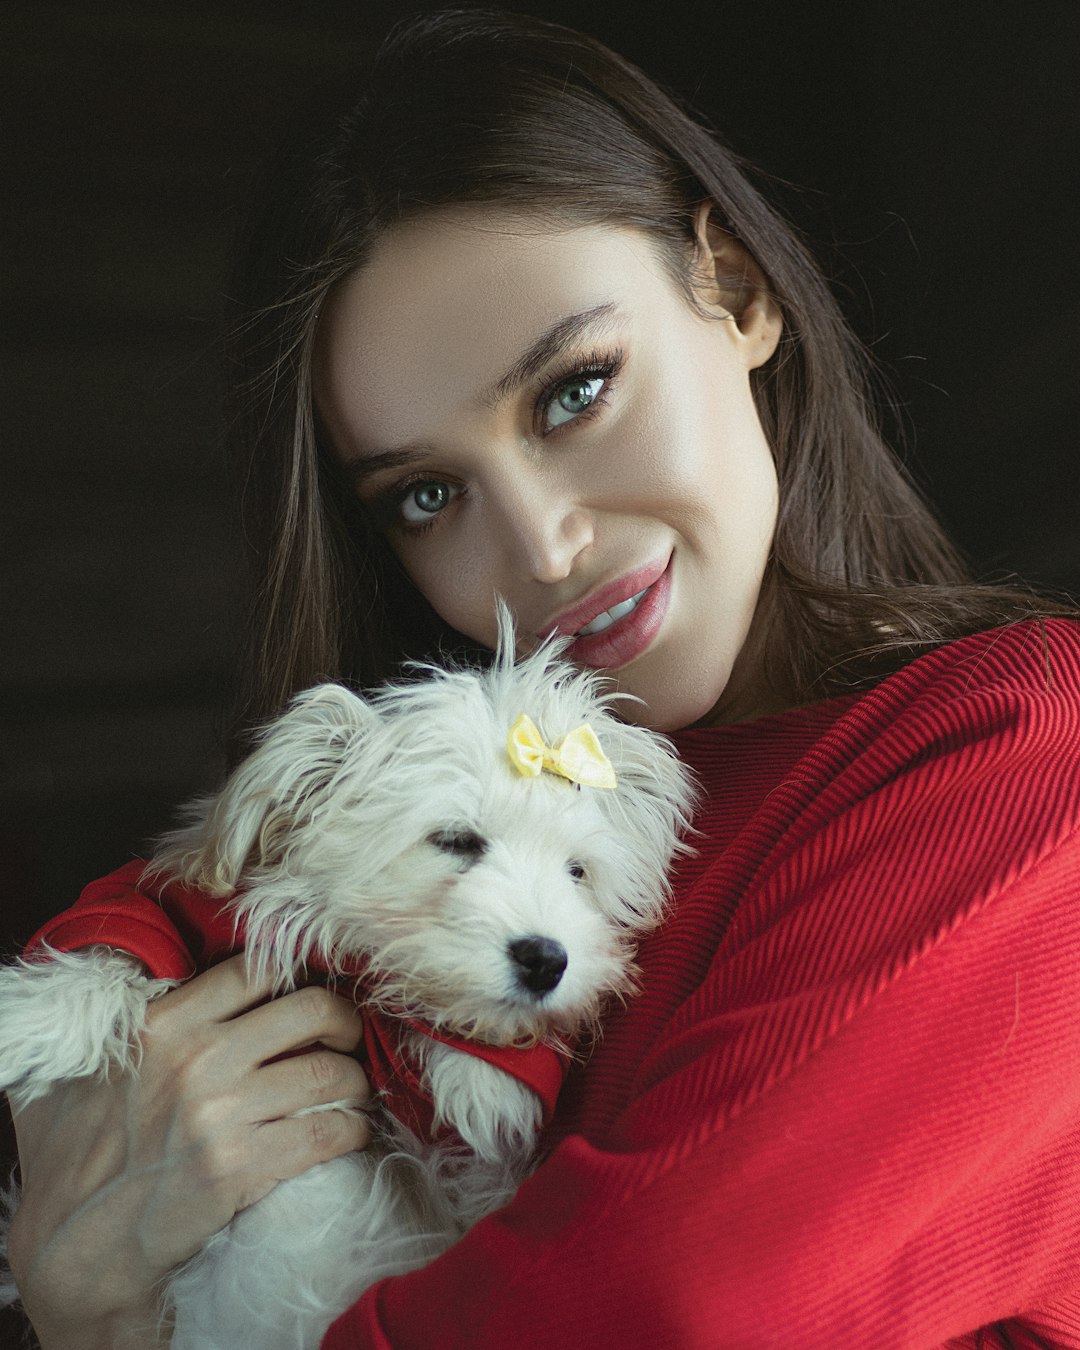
[507, 713, 617, 790]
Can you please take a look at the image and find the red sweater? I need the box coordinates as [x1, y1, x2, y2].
[29, 621, 1080, 1348]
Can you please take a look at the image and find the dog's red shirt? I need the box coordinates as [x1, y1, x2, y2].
[25, 866, 570, 1141]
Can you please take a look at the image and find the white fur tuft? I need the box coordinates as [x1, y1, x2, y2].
[0, 947, 176, 1111]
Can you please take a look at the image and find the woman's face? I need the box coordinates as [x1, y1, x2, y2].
[315, 207, 781, 731]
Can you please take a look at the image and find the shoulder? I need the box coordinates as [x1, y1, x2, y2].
[864, 616, 1080, 727]
[823, 618, 1080, 822]
[676, 618, 1080, 870]
[763, 617, 1080, 818]
[791, 619, 1080, 894]
[670, 618, 1080, 1017]
[636, 621, 1080, 1125]
[727, 618, 1080, 985]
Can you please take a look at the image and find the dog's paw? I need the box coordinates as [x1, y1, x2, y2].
[0, 946, 175, 1108]
[412, 1037, 542, 1165]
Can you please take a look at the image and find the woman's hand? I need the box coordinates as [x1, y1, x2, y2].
[7, 954, 372, 1349]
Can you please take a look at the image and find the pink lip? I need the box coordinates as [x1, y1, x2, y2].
[540, 553, 673, 671]
[541, 556, 671, 639]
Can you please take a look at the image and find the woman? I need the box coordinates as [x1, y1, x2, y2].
[8, 10, 1080, 1348]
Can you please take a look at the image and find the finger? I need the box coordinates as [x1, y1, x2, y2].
[245, 1051, 372, 1124]
[161, 953, 278, 1024]
[229, 984, 365, 1066]
[249, 1107, 373, 1188]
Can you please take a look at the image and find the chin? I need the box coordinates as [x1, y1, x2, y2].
[607, 659, 738, 734]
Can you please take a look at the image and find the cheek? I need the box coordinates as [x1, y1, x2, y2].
[608, 335, 768, 496]
[403, 540, 500, 646]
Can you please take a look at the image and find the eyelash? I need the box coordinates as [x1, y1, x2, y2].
[533, 345, 625, 438]
[372, 345, 626, 535]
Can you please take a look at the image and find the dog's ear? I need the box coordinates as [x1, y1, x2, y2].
[587, 717, 699, 924]
[150, 684, 379, 896]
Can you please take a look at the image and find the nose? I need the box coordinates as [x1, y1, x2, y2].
[491, 469, 593, 585]
[524, 507, 593, 585]
[509, 936, 568, 995]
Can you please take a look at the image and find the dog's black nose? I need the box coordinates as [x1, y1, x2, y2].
[509, 937, 567, 994]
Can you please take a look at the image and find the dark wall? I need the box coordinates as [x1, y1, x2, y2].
[1, 2, 1076, 1326]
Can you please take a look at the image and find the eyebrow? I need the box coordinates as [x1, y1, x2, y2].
[340, 301, 623, 485]
[480, 300, 622, 409]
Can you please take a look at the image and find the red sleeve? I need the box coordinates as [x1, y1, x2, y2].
[322, 829, 1080, 1349]
[25, 859, 239, 977]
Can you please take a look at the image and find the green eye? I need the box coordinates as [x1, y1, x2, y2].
[534, 348, 624, 436]
[546, 376, 605, 429]
[400, 481, 457, 524]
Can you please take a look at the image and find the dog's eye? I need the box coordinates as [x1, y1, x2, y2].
[568, 861, 586, 882]
[429, 829, 488, 860]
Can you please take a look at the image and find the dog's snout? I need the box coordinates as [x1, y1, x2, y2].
[509, 937, 568, 995]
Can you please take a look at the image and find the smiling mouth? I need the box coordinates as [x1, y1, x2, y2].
[542, 554, 671, 644]
[575, 587, 651, 637]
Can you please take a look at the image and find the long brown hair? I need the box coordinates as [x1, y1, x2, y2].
[224, 7, 1073, 755]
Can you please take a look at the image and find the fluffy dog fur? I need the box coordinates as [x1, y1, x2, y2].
[0, 621, 695, 1349]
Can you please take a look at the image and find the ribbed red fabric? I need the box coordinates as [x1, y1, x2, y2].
[315, 620, 1080, 1350]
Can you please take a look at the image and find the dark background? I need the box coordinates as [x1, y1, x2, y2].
[1, 1, 1076, 1335]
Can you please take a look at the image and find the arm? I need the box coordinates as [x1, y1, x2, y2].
[8, 954, 372, 1350]
[323, 831, 1080, 1350]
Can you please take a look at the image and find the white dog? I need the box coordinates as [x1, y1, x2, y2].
[0, 619, 695, 1349]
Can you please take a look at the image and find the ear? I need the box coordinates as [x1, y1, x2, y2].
[689, 199, 782, 370]
[151, 684, 379, 895]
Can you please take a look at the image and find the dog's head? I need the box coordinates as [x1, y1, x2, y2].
[152, 614, 696, 1046]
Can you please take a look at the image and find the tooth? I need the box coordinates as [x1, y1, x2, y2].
[579, 609, 616, 637]
[575, 587, 650, 638]
[606, 596, 638, 622]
